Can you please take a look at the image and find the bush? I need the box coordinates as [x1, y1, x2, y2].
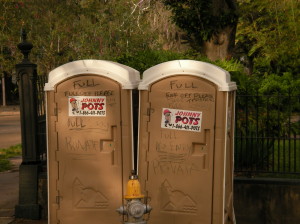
[0, 159, 12, 172]
[0, 144, 22, 172]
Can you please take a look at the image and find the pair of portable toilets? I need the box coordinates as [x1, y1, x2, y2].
[45, 60, 236, 224]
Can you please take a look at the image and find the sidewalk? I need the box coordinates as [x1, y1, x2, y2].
[0, 105, 47, 224]
[0, 158, 20, 224]
[0, 159, 47, 224]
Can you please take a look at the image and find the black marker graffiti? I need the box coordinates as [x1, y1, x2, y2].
[73, 79, 100, 89]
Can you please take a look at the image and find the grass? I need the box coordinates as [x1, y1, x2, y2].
[261, 139, 300, 179]
[235, 138, 300, 179]
[272, 140, 300, 173]
[0, 144, 22, 172]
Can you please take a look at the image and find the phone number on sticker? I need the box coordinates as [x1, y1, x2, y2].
[166, 124, 200, 131]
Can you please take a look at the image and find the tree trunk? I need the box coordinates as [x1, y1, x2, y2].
[203, 0, 237, 61]
[202, 26, 236, 61]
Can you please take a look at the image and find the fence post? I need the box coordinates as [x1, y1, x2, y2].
[15, 29, 40, 219]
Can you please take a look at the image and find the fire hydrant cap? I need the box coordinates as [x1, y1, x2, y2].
[124, 179, 144, 199]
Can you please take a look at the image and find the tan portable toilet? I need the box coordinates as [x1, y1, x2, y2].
[44, 60, 140, 224]
[138, 60, 237, 224]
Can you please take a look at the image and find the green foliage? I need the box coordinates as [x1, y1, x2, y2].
[25, 0, 158, 72]
[0, 0, 177, 75]
[0, 144, 22, 158]
[0, 159, 11, 172]
[116, 50, 215, 73]
[163, 0, 238, 46]
[0, 144, 22, 172]
[214, 59, 244, 73]
[234, 69, 300, 176]
[116, 50, 186, 73]
[259, 73, 300, 95]
[235, 138, 300, 178]
[0, 1, 24, 72]
[236, 0, 300, 75]
[115, 49, 246, 74]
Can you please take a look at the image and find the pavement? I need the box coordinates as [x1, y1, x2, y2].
[0, 105, 47, 224]
[0, 158, 21, 224]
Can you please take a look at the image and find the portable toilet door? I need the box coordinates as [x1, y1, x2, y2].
[138, 60, 237, 224]
[44, 60, 140, 224]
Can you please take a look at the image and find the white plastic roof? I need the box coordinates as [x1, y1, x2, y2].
[138, 60, 237, 91]
[44, 60, 140, 91]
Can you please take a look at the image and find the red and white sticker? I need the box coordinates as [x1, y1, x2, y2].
[161, 108, 202, 132]
[68, 96, 106, 116]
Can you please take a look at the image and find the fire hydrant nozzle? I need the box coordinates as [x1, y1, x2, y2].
[116, 170, 151, 224]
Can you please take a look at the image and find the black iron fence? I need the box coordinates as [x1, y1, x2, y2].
[36, 75, 47, 164]
[37, 75, 47, 117]
[234, 90, 300, 176]
[34, 75, 300, 177]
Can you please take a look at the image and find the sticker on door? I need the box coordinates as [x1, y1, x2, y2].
[69, 96, 106, 116]
[161, 108, 202, 132]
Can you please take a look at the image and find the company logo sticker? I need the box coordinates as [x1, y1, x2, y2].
[161, 108, 202, 132]
[69, 96, 106, 116]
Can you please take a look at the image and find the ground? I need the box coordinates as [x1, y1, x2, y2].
[0, 106, 46, 224]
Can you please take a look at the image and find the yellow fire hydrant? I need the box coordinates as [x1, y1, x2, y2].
[116, 171, 152, 224]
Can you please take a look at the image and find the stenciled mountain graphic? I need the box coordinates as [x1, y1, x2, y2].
[73, 178, 108, 209]
[160, 179, 197, 214]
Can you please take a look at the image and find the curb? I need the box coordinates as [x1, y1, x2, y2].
[0, 112, 20, 116]
[0, 106, 20, 116]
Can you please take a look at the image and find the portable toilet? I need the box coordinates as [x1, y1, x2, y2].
[138, 60, 237, 224]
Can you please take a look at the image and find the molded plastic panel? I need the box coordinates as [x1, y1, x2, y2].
[47, 74, 133, 224]
[138, 75, 217, 224]
[139, 60, 237, 91]
[45, 60, 140, 91]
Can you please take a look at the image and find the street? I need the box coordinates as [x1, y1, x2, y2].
[0, 112, 21, 224]
[0, 114, 21, 149]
